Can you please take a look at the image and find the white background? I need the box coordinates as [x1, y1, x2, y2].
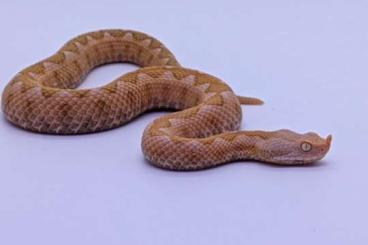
[0, 0, 367, 244]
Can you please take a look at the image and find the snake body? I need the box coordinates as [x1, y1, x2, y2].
[1, 29, 331, 170]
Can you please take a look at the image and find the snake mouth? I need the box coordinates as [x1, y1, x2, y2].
[272, 156, 324, 165]
[272, 155, 326, 165]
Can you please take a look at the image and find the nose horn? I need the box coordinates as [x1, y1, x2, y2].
[326, 135, 332, 145]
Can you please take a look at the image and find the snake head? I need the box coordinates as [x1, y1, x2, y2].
[256, 129, 332, 164]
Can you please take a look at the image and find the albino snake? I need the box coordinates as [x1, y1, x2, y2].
[1, 29, 332, 170]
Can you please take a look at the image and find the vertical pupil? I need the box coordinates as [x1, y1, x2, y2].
[302, 143, 311, 151]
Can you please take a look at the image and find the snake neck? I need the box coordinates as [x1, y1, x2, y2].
[227, 131, 272, 162]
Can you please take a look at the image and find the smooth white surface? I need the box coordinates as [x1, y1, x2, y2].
[0, 1, 367, 244]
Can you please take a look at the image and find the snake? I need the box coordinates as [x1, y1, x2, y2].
[1, 29, 332, 170]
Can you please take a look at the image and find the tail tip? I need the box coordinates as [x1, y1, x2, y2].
[237, 96, 264, 105]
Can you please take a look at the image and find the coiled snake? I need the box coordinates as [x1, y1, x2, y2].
[1, 29, 332, 170]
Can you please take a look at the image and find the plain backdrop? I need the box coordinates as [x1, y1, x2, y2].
[0, 0, 367, 244]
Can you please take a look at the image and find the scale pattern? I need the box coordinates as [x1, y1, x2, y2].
[1, 29, 332, 170]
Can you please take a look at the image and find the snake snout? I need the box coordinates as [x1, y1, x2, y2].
[308, 134, 332, 162]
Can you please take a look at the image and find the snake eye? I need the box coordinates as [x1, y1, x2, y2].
[301, 142, 312, 152]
